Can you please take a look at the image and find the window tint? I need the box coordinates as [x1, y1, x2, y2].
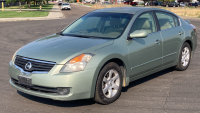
[155, 12, 175, 30]
[173, 16, 179, 26]
[130, 12, 156, 34]
[62, 12, 132, 39]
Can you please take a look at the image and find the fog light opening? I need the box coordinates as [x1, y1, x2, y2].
[57, 88, 70, 95]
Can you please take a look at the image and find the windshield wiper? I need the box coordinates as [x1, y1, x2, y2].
[70, 35, 92, 38]
[56, 32, 65, 36]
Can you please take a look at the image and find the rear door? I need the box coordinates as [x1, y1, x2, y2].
[155, 11, 183, 65]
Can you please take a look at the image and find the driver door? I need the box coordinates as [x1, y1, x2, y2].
[127, 11, 163, 78]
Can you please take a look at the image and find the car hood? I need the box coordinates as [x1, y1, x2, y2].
[16, 34, 114, 64]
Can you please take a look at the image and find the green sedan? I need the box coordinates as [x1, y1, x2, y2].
[8, 7, 197, 104]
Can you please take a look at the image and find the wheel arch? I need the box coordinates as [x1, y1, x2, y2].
[90, 54, 128, 98]
[184, 40, 193, 51]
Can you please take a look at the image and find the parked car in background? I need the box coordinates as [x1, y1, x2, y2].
[179, 2, 186, 7]
[91, 1, 95, 4]
[61, 3, 71, 10]
[152, 1, 162, 6]
[58, 1, 62, 5]
[9, 7, 197, 105]
[189, 3, 198, 6]
[123, 1, 138, 6]
[168, 2, 179, 7]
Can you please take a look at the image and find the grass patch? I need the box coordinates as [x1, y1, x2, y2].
[160, 7, 200, 18]
[0, 11, 49, 18]
[90, 4, 200, 18]
[5, 4, 54, 10]
[84, 4, 94, 6]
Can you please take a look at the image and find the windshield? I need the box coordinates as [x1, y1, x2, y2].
[63, 3, 69, 5]
[62, 12, 133, 39]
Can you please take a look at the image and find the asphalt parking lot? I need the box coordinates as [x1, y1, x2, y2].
[0, 4, 200, 113]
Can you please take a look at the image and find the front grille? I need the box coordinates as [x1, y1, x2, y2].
[11, 78, 58, 95]
[14, 55, 56, 73]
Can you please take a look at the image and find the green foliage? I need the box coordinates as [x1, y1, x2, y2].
[5, 0, 12, 3]
[79, 0, 82, 2]
[69, 0, 73, 3]
[74, 0, 77, 2]
[5, 4, 54, 9]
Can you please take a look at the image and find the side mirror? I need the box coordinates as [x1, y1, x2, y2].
[129, 30, 148, 39]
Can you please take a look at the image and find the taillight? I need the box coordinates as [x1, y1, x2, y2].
[190, 24, 196, 32]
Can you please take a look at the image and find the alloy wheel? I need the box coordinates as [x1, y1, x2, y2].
[181, 47, 190, 67]
[102, 69, 120, 98]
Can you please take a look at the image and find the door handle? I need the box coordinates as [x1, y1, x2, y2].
[155, 39, 161, 45]
[178, 31, 184, 35]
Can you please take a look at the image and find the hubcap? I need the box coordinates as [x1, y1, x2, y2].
[102, 69, 120, 98]
[181, 47, 190, 67]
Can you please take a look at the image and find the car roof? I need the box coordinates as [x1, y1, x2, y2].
[93, 7, 168, 14]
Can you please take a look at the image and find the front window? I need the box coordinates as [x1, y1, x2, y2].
[130, 12, 156, 34]
[62, 12, 133, 39]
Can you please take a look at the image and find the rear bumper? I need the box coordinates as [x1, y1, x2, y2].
[61, 6, 71, 9]
[9, 61, 96, 101]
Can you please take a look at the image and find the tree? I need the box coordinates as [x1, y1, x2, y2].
[46, 0, 50, 4]
[6, 0, 12, 7]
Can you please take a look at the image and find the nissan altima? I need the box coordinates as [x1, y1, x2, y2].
[8, 7, 197, 104]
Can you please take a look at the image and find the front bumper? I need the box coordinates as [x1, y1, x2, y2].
[8, 61, 96, 101]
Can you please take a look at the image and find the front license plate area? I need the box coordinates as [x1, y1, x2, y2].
[18, 75, 32, 86]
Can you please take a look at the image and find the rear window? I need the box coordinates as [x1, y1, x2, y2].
[155, 12, 175, 30]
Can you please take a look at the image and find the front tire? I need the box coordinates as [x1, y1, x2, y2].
[175, 42, 191, 71]
[94, 62, 123, 105]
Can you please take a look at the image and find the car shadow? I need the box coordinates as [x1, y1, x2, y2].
[122, 67, 175, 92]
[17, 67, 175, 107]
[61, 9, 71, 10]
[17, 91, 95, 107]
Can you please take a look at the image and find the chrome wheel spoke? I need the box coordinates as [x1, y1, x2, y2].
[185, 57, 189, 62]
[112, 74, 119, 81]
[108, 70, 113, 80]
[103, 76, 108, 83]
[112, 83, 119, 90]
[108, 87, 112, 98]
[103, 85, 109, 94]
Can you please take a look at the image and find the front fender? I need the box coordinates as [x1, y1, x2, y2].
[89, 53, 129, 98]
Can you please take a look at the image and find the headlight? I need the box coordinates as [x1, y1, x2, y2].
[11, 48, 20, 62]
[60, 53, 95, 73]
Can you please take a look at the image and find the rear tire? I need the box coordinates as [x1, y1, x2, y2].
[175, 42, 191, 71]
[94, 62, 123, 105]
